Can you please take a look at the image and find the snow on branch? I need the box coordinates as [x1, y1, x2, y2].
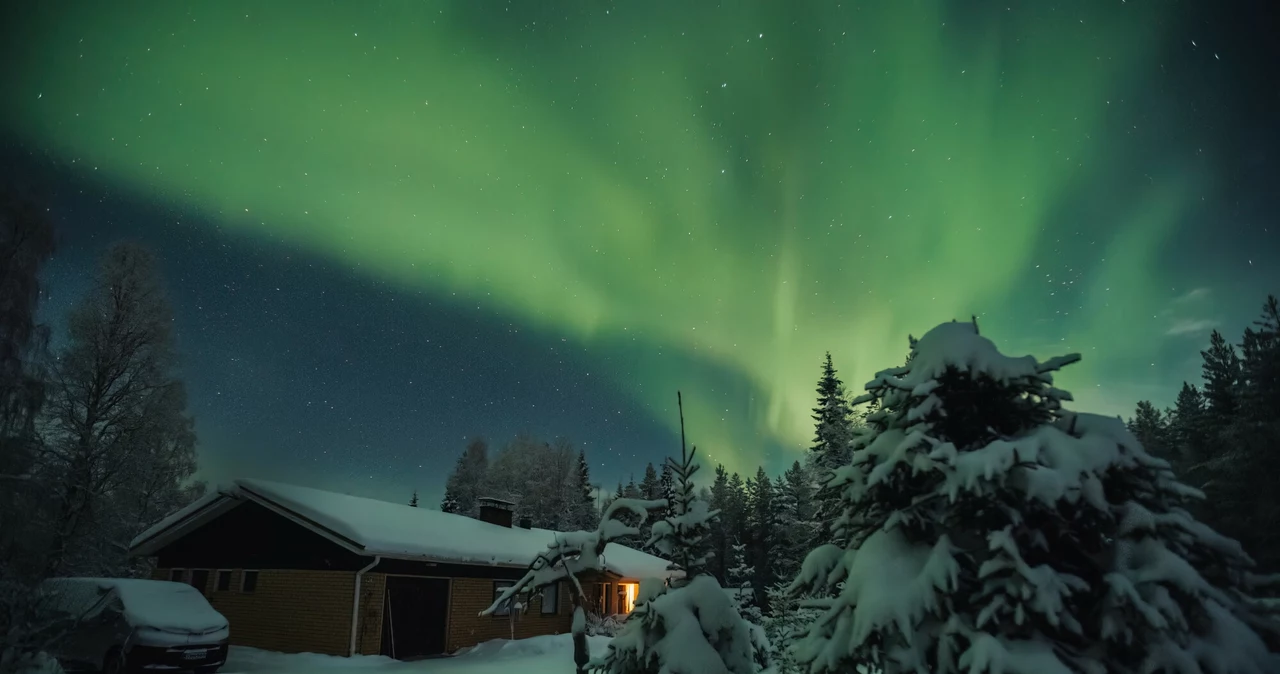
[480, 497, 667, 617]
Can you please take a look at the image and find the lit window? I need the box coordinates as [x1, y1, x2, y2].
[621, 583, 639, 613]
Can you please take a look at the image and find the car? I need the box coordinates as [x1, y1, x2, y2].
[41, 578, 230, 674]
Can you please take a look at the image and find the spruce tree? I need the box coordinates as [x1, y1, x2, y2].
[441, 437, 488, 516]
[639, 463, 661, 500]
[658, 462, 675, 520]
[810, 352, 854, 472]
[1169, 382, 1208, 473]
[592, 393, 771, 674]
[810, 353, 856, 546]
[1127, 400, 1172, 463]
[746, 466, 775, 613]
[409, 490, 419, 507]
[773, 462, 817, 583]
[574, 449, 596, 530]
[1201, 330, 1242, 433]
[636, 463, 662, 549]
[727, 539, 762, 624]
[709, 464, 732, 583]
[1213, 297, 1280, 572]
[791, 320, 1279, 674]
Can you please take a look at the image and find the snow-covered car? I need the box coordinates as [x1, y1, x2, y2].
[40, 578, 229, 674]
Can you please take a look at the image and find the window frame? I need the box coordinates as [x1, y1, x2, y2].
[169, 568, 186, 583]
[241, 570, 260, 593]
[540, 581, 559, 615]
[215, 569, 233, 592]
[492, 580, 515, 617]
[189, 569, 210, 594]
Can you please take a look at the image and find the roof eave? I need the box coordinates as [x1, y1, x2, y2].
[129, 493, 242, 557]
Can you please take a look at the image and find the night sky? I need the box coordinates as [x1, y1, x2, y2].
[1, 1, 1276, 506]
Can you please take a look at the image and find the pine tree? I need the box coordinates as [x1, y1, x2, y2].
[1168, 382, 1208, 477]
[408, 490, 419, 507]
[613, 479, 643, 549]
[726, 472, 747, 534]
[1238, 296, 1280, 421]
[1211, 297, 1280, 571]
[810, 352, 854, 472]
[573, 449, 596, 530]
[745, 466, 775, 614]
[1201, 329, 1242, 433]
[810, 353, 855, 546]
[658, 461, 675, 520]
[790, 320, 1279, 673]
[635, 463, 662, 549]
[772, 463, 817, 583]
[441, 437, 488, 515]
[727, 539, 761, 624]
[592, 393, 771, 674]
[708, 464, 732, 583]
[639, 463, 660, 500]
[1127, 400, 1172, 463]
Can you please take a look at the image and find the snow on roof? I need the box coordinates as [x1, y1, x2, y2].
[133, 478, 672, 581]
[130, 489, 227, 549]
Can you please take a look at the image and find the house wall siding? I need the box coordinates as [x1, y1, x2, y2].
[153, 567, 373, 656]
[446, 578, 573, 652]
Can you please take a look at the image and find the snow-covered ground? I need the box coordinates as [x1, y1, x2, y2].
[221, 635, 613, 674]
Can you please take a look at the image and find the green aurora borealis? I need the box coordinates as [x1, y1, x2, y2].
[1, 1, 1236, 475]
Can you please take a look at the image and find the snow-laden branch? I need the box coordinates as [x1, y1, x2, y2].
[480, 497, 667, 617]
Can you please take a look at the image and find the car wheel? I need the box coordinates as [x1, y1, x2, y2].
[102, 648, 127, 674]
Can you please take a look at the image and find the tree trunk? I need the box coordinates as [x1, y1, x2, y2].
[571, 594, 589, 674]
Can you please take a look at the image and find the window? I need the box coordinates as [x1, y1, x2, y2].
[492, 581, 514, 617]
[190, 569, 210, 594]
[541, 582, 558, 615]
[241, 570, 259, 593]
[620, 583, 638, 613]
[216, 570, 232, 592]
[169, 569, 185, 583]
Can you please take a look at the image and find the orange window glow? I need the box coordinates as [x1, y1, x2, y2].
[622, 583, 639, 613]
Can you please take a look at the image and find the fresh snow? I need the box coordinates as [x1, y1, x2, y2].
[793, 320, 1280, 674]
[134, 479, 671, 580]
[220, 635, 614, 674]
[41, 578, 228, 634]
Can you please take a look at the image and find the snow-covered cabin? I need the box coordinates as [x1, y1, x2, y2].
[129, 479, 672, 659]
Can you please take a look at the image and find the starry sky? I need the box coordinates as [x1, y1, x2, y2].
[1, 0, 1276, 506]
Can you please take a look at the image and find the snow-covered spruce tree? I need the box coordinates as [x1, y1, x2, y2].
[790, 320, 1280, 674]
[482, 495, 666, 674]
[592, 393, 772, 674]
[728, 540, 762, 624]
[764, 582, 821, 674]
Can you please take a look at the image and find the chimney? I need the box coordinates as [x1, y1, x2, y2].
[518, 517, 532, 529]
[477, 497, 515, 528]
